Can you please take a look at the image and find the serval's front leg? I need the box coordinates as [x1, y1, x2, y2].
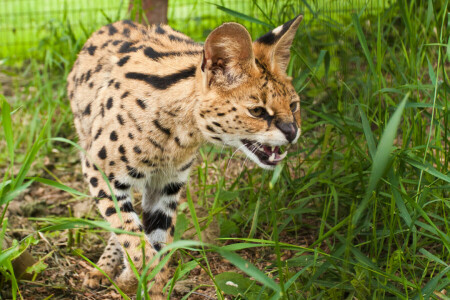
[139, 168, 189, 297]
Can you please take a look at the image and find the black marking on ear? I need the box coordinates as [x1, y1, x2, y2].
[83, 103, 91, 115]
[162, 182, 184, 195]
[117, 55, 130, 66]
[87, 45, 97, 55]
[94, 128, 103, 140]
[108, 24, 118, 35]
[115, 181, 131, 190]
[125, 65, 196, 90]
[126, 165, 145, 179]
[136, 99, 146, 110]
[143, 210, 172, 233]
[256, 18, 296, 45]
[153, 120, 171, 136]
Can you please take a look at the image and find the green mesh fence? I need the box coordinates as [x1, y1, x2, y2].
[0, 0, 393, 60]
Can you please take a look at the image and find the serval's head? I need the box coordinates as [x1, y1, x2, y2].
[196, 15, 302, 169]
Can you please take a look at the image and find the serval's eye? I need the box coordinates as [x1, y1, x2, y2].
[248, 107, 267, 118]
[290, 102, 299, 113]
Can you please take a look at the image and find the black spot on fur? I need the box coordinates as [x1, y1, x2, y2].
[124, 241, 130, 248]
[105, 206, 116, 217]
[121, 91, 129, 99]
[167, 201, 178, 210]
[136, 99, 146, 110]
[126, 165, 145, 179]
[163, 182, 184, 195]
[168, 34, 197, 45]
[118, 145, 126, 154]
[212, 122, 222, 128]
[110, 131, 118, 141]
[90, 177, 98, 187]
[98, 189, 109, 199]
[256, 18, 296, 45]
[117, 55, 130, 66]
[128, 132, 134, 139]
[98, 146, 107, 159]
[155, 25, 165, 34]
[117, 114, 124, 125]
[108, 24, 118, 35]
[114, 181, 130, 190]
[112, 40, 123, 46]
[122, 28, 130, 37]
[120, 156, 129, 163]
[143, 210, 172, 234]
[121, 202, 134, 213]
[144, 47, 201, 61]
[153, 243, 162, 251]
[148, 138, 163, 151]
[114, 82, 121, 89]
[170, 225, 175, 236]
[217, 113, 225, 116]
[212, 136, 222, 141]
[122, 20, 137, 28]
[94, 128, 102, 140]
[153, 119, 171, 136]
[125, 65, 196, 90]
[206, 125, 216, 133]
[119, 41, 142, 53]
[87, 45, 97, 55]
[179, 159, 194, 172]
[82, 103, 91, 115]
[133, 146, 142, 154]
[106, 97, 113, 110]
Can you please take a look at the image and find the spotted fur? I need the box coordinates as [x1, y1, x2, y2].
[68, 15, 302, 298]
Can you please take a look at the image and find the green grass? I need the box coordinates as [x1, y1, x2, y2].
[1, 0, 450, 299]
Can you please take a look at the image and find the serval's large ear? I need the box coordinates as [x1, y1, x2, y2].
[201, 22, 255, 90]
[254, 15, 303, 73]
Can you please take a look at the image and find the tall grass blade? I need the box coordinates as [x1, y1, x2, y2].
[353, 93, 409, 224]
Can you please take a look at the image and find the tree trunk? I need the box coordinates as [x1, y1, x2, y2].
[129, 0, 168, 25]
